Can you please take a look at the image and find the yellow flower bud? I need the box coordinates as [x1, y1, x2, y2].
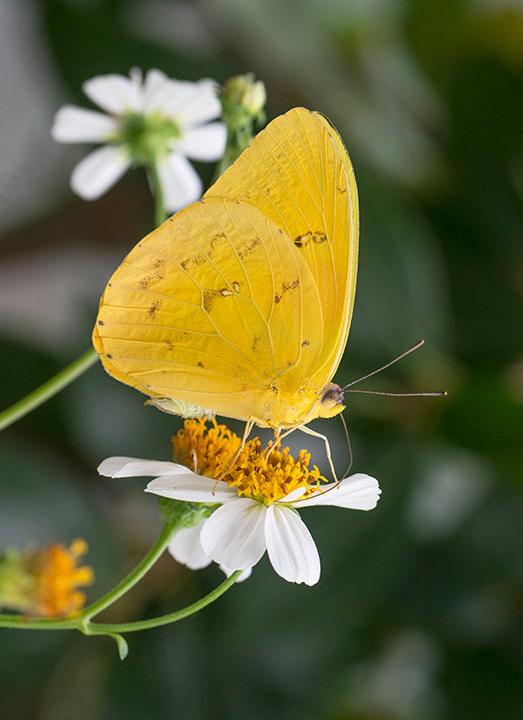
[0, 539, 94, 618]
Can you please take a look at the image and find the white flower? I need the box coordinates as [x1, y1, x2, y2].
[52, 68, 226, 211]
[98, 456, 381, 586]
[168, 518, 251, 583]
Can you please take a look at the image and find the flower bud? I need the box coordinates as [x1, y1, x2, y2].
[215, 74, 267, 176]
[222, 74, 266, 118]
[0, 539, 94, 618]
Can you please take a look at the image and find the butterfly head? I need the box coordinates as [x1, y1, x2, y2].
[317, 383, 346, 419]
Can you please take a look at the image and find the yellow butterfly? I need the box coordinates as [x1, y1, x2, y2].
[93, 108, 358, 469]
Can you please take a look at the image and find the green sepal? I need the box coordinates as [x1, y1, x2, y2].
[0, 550, 34, 612]
[157, 498, 217, 529]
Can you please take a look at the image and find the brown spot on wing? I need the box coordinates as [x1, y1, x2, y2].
[147, 300, 160, 318]
[202, 285, 237, 312]
[139, 258, 165, 289]
[274, 278, 300, 304]
[180, 254, 206, 272]
[293, 231, 328, 248]
[203, 289, 216, 313]
[210, 231, 226, 249]
[237, 236, 262, 259]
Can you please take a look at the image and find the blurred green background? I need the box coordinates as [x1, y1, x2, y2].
[1, 0, 522, 718]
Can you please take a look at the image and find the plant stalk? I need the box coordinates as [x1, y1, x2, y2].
[0, 348, 98, 431]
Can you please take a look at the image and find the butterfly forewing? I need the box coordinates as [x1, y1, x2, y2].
[94, 197, 324, 425]
[206, 107, 359, 390]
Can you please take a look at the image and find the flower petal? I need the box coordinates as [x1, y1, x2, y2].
[165, 79, 221, 126]
[97, 456, 190, 478]
[143, 69, 176, 113]
[281, 486, 308, 503]
[200, 498, 267, 571]
[83, 74, 143, 114]
[51, 105, 118, 143]
[146, 474, 237, 503]
[293, 474, 381, 511]
[265, 505, 320, 585]
[220, 565, 252, 583]
[70, 145, 130, 200]
[168, 518, 254, 580]
[168, 519, 211, 570]
[176, 122, 226, 161]
[156, 153, 202, 211]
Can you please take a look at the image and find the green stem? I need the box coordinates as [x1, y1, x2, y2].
[0, 161, 167, 434]
[0, 515, 240, 636]
[0, 571, 240, 634]
[85, 571, 240, 634]
[0, 348, 98, 432]
[0, 615, 79, 630]
[149, 163, 167, 227]
[80, 520, 177, 621]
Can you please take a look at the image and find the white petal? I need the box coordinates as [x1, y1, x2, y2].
[220, 565, 252, 583]
[168, 519, 211, 570]
[51, 105, 118, 143]
[97, 456, 190, 478]
[152, 80, 197, 118]
[293, 474, 381, 511]
[265, 506, 320, 585]
[146, 474, 237, 503]
[129, 67, 143, 89]
[143, 69, 175, 113]
[164, 79, 221, 126]
[280, 486, 308, 503]
[200, 498, 267, 571]
[70, 145, 130, 200]
[156, 154, 202, 211]
[83, 74, 143, 114]
[176, 122, 226, 161]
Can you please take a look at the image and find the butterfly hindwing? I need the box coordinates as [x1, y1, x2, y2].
[94, 197, 324, 425]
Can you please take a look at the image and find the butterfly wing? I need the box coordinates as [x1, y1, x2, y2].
[205, 107, 359, 391]
[94, 108, 359, 427]
[93, 196, 326, 426]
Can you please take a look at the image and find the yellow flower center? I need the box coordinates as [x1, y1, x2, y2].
[30, 538, 94, 618]
[172, 419, 326, 504]
[172, 417, 241, 478]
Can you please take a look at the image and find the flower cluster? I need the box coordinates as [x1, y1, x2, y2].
[0, 539, 94, 618]
[52, 68, 226, 211]
[99, 420, 381, 586]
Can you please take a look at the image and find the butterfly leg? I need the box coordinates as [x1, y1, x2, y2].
[298, 425, 338, 483]
[213, 419, 254, 488]
[263, 426, 297, 461]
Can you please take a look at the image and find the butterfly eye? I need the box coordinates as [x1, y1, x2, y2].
[321, 384, 344, 406]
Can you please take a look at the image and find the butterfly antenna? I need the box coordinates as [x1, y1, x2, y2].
[338, 411, 353, 477]
[343, 339, 426, 390]
[346, 389, 447, 398]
